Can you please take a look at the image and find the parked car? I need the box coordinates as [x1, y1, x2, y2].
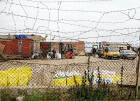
[120, 50, 137, 60]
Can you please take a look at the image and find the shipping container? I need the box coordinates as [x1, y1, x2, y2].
[40, 42, 51, 57]
[0, 39, 34, 58]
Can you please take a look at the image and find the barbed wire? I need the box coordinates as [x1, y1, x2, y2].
[0, 0, 140, 45]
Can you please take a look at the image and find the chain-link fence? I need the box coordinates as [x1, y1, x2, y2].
[0, 56, 138, 100]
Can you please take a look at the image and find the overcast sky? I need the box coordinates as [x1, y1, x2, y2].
[0, 0, 140, 46]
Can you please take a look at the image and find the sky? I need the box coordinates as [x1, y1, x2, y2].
[0, 0, 140, 47]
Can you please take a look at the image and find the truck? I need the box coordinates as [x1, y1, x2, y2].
[98, 47, 120, 59]
[85, 43, 98, 56]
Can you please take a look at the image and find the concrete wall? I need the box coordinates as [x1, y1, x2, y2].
[27, 35, 46, 53]
[100, 42, 132, 50]
[63, 41, 85, 55]
[51, 42, 60, 53]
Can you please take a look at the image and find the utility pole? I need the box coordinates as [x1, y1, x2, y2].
[136, 35, 140, 99]
[0, 88, 1, 101]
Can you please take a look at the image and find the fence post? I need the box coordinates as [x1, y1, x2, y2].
[0, 88, 2, 101]
[87, 55, 90, 76]
[120, 66, 124, 97]
[87, 55, 90, 84]
[121, 66, 124, 87]
[87, 55, 90, 70]
[136, 48, 140, 99]
[97, 66, 101, 87]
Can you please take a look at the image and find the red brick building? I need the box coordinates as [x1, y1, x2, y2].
[0, 39, 34, 58]
[41, 41, 85, 56]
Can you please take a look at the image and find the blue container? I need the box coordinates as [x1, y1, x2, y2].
[16, 35, 27, 39]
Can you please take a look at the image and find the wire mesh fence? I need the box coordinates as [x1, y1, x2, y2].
[0, 56, 137, 87]
[0, 56, 138, 100]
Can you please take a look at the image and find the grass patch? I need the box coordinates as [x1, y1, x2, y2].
[0, 85, 137, 101]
